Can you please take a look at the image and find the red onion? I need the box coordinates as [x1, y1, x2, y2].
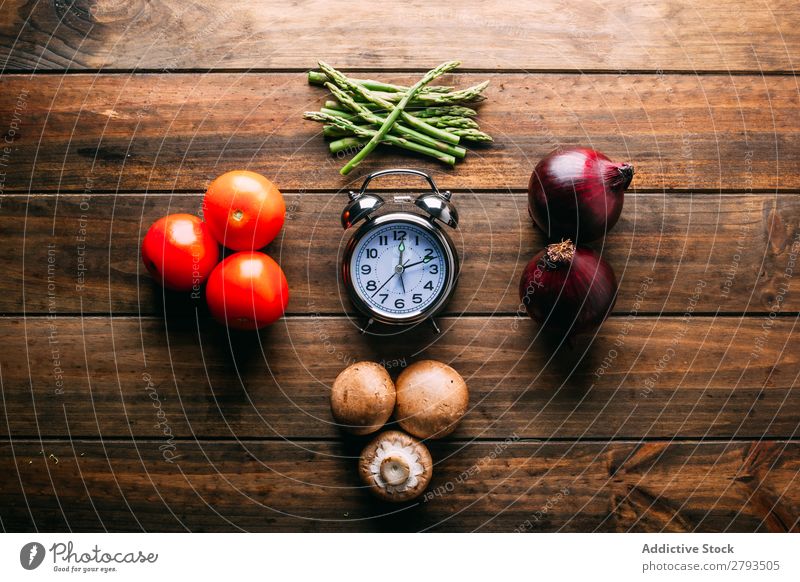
[528, 147, 633, 242]
[519, 240, 618, 337]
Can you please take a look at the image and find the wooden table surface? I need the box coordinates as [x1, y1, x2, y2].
[1, 0, 799, 532]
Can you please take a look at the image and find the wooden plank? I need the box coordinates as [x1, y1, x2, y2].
[1, 1, 798, 72]
[1, 439, 797, 532]
[0, 73, 798, 192]
[2, 193, 798, 315]
[2, 316, 799, 440]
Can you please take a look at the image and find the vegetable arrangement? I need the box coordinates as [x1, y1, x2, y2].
[520, 147, 634, 338]
[141, 170, 290, 331]
[330, 360, 469, 502]
[304, 61, 492, 175]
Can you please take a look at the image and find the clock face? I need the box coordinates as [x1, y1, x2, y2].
[349, 219, 450, 320]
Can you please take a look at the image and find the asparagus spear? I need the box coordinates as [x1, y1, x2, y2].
[308, 71, 454, 93]
[325, 83, 465, 158]
[304, 112, 455, 166]
[319, 61, 460, 146]
[322, 103, 478, 130]
[320, 106, 356, 120]
[329, 137, 366, 155]
[323, 100, 479, 119]
[324, 100, 380, 113]
[322, 124, 351, 138]
[371, 82, 489, 105]
[323, 124, 493, 143]
[422, 116, 480, 129]
[410, 105, 478, 118]
[311, 70, 487, 104]
[443, 127, 494, 142]
[320, 119, 467, 160]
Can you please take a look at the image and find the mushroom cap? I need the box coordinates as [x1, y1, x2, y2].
[358, 430, 433, 502]
[395, 360, 469, 439]
[330, 361, 396, 435]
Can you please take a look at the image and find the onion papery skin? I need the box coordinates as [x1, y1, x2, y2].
[519, 241, 618, 338]
[528, 148, 633, 243]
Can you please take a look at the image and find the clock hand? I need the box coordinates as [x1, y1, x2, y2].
[397, 242, 406, 293]
[371, 245, 415, 299]
[371, 271, 397, 298]
[402, 256, 437, 269]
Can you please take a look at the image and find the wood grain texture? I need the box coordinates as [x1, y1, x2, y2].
[1, 439, 797, 532]
[1, 1, 798, 72]
[0, 73, 798, 192]
[2, 193, 799, 315]
[2, 0, 799, 536]
[2, 316, 798, 440]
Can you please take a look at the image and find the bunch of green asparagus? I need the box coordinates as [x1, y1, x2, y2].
[304, 61, 492, 175]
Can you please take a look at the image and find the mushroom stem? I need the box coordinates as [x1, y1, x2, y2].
[380, 455, 411, 487]
[359, 430, 433, 502]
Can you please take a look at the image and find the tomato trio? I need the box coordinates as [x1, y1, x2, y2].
[141, 170, 289, 330]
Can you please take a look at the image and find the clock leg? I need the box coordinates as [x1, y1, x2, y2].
[359, 317, 375, 335]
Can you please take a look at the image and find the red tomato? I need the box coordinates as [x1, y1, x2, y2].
[205, 251, 289, 330]
[203, 170, 286, 251]
[141, 213, 220, 292]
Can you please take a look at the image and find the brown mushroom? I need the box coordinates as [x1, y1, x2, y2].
[395, 360, 469, 439]
[358, 430, 433, 502]
[330, 361, 395, 435]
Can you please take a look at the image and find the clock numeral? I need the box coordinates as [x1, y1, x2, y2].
[360, 264, 372, 275]
[379, 293, 389, 304]
[415, 235, 420, 245]
[366, 248, 378, 259]
[395, 299, 405, 309]
[424, 281, 434, 290]
[429, 264, 439, 274]
[393, 230, 407, 241]
[424, 248, 434, 261]
[412, 293, 423, 304]
[366, 280, 377, 292]
[378, 235, 388, 246]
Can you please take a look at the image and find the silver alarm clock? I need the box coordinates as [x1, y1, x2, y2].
[341, 169, 460, 333]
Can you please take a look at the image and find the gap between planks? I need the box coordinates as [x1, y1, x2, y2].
[3, 436, 800, 444]
[5, 189, 800, 196]
[3, 312, 800, 319]
[2, 68, 799, 77]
